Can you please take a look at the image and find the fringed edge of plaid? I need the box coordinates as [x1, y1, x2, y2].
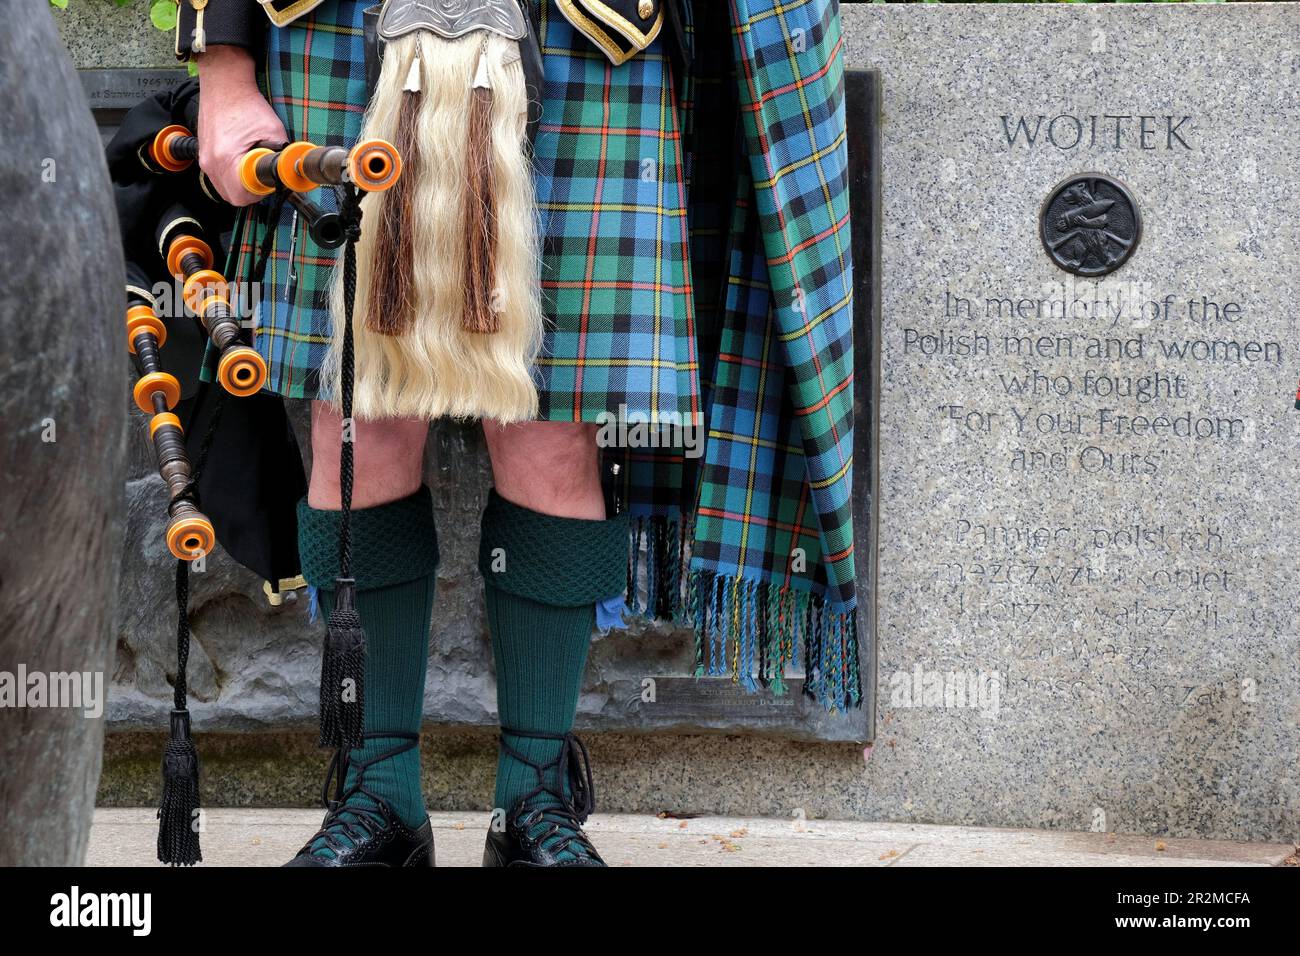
[626, 515, 862, 712]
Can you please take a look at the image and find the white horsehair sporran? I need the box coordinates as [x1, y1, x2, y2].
[326, 0, 544, 423]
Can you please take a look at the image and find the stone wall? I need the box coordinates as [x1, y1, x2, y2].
[56, 0, 175, 70]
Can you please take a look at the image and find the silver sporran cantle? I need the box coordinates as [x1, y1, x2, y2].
[377, 0, 529, 42]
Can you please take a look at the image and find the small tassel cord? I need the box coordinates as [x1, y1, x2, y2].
[319, 185, 369, 758]
[157, 701, 202, 866]
[318, 578, 366, 751]
[155, 386, 227, 866]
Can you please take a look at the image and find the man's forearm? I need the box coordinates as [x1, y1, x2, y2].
[190, 20, 289, 205]
[195, 43, 260, 91]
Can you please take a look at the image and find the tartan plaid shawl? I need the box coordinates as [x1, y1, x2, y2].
[620, 0, 859, 710]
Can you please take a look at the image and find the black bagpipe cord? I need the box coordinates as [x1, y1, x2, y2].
[157, 190, 289, 866]
[318, 184, 368, 799]
[157, 388, 224, 866]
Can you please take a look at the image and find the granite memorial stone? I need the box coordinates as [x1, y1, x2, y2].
[50, 0, 1300, 841]
[846, 2, 1299, 840]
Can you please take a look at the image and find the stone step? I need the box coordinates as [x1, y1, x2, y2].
[86, 809, 1295, 867]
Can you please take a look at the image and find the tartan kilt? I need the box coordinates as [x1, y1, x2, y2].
[228, 0, 698, 428]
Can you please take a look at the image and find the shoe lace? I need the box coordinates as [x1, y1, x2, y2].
[500, 728, 598, 860]
[297, 731, 418, 858]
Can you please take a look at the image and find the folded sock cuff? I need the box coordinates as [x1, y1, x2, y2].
[478, 489, 628, 607]
[298, 485, 439, 591]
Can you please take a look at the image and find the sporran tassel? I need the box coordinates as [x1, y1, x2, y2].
[367, 54, 422, 337]
[464, 41, 500, 334]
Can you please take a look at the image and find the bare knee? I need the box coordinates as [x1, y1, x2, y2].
[483, 421, 603, 519]
[308, 401, 429, 509]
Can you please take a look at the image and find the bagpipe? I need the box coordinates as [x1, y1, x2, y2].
[108, 77, 406, 865]
[150, 125, 355, 250]
[117, 94, 404, 562]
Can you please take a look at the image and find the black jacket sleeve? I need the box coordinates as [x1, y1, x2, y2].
[175, 0, 264, 60]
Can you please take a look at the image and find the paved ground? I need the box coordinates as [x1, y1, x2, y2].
[87, 809, 1296, 866]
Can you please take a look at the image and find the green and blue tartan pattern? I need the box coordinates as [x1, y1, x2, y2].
[724, 0, 855, 619]
[730, 0, 856, 705]
[225, 0, 859, 709]
[229, 0, 700, 420]
[531, 1, 698, 425]
[626, 0, 858, 708]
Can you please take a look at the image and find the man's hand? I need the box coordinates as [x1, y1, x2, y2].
[196, 46, 288, 206]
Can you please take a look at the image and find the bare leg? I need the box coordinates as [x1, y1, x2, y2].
[481, 420, 603, 518]
[307, 400, 429, 509]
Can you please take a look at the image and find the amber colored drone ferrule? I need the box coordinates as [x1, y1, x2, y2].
[166, 511, 217, 561]
[149, 411, 182, 439]
[182, 268, 227, 310]
[132, 370, 181, 415]
[150, 125, 196, 173]
[274, 141, 319, 194]
[216, 346, 268, 397]
[126, 304, 167, 353]
[347, 139, 401, 192]
[238, 147, 279, 196]
[166, 234, 212, 279]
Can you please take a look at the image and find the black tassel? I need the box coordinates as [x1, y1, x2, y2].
[158, 549, 209, 866]
[318, 577, 366, 752]
[157, 708, 202, 866]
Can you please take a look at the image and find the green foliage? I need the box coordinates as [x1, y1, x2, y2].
[148, 0, 176, 30]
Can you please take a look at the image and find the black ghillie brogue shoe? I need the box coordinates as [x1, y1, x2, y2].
[482, 729, 605, 867]
[285, 732, 434, 867]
